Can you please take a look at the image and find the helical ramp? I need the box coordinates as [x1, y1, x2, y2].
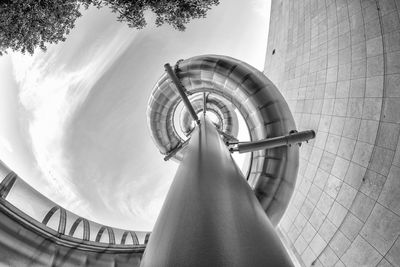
[147, 55, 305, 225]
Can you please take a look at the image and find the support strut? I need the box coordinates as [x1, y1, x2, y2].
[229, 130, 316, 153]
[203, 92, 207, 115]
[165, 63, 200, 124]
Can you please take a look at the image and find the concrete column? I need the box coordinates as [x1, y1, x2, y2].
[140, 115, 293, 267]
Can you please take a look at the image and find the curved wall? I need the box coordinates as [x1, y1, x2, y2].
[0, 162, 146, 266]
[0, 198, 144, 266]
[264, 0, 400, 266]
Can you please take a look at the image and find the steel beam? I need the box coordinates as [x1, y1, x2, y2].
[203, 92, 207, 115]
[163, 139, 190, 161]
[230, 130, 315, 153]
[140, 115, 294, 267]
[164, 63, 200, 124]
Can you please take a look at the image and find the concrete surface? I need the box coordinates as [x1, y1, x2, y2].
[264, 0, 400, 266]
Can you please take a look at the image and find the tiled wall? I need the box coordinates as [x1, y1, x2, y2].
[264, 0, 400, 266]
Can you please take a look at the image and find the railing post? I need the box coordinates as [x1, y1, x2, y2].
[0, 172, 17, 199]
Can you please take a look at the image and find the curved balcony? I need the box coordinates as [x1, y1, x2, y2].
[0, 160, 148, 266]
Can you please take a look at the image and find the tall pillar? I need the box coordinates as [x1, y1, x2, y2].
[140, 115, 294, 267]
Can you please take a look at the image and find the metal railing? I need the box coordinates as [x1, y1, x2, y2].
[0, 160, 150, 246]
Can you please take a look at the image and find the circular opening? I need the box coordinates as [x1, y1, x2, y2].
[171, 91, 251, 179]
[202, 110, 221, 129]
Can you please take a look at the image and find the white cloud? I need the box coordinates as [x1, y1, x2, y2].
[10, 26, 137, 211]
[105, 171, 174, 231]
[0, 136, 13, 153]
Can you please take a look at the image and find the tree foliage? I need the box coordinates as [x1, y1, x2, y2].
[0, 0, 86, 55]
[0, 0, 219, 56]
[91, 0, 219, 31]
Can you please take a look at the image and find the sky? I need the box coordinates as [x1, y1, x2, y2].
[0, 0, 271, 231]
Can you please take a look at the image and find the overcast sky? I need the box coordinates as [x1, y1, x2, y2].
[0, 0, 271, 231]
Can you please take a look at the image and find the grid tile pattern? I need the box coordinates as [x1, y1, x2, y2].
[264, 0, 400, 266]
